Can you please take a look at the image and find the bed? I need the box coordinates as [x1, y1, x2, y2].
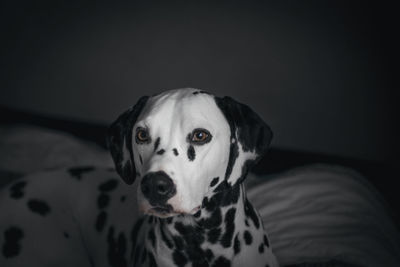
[1, 107, 399, 267]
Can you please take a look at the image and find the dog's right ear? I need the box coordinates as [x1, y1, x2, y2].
[107, 96, 149, 184]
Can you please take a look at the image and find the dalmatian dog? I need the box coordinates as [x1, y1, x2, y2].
[0, 88, 279, 267]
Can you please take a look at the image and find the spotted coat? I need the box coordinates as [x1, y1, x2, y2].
[0, 88, 279, 267]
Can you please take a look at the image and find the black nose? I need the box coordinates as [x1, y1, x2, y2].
[141, 171, 176, 206]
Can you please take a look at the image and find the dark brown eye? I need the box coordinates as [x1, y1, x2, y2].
[190, 129, 212, 144]
[136, 128, 150, 143]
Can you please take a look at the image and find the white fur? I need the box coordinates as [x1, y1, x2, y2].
[134, 89, 231, 214]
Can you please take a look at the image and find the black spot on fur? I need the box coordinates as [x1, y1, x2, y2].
[245, 220, 250, 227]
[173, 148, 179, 156]
[156, 149, 165, 155]
[154, 137, 160, 152]
[244, 230, 253, 245]
[194, 209, 201, 218]
[187, 145, 195, 161]
[244, 198, 260, 229]
[174, 223, 204, 245]
[95, 211, 107, 232]
[107, 226, 127, 267]
[201, 208, 222, 229]
[205, 249, 214, 262]
[63, 232, 70, 239]
[234, 159, 257, 186]
[130, 218, 144, 259]
[259, 243, 265, 253]
[205, 183, 240, 211]
[2, 226, 24, 258]
[98, 194, 110, 209]
[210, 177, 219, 187]
[220, 208, 236, 248]
[148, 228, 156, 248]
[234, 233, 240, 255]
[10, 181, 27, 199]
[202, 196, 217, 212]
[160, 224, 174, 249]
[173, 236, 184, 250]
[221, 184, 241, 207]
[121, 161, 134, 184]
[264, 234, 270, 247]
[193, 261, 208, 267]
[173, 250, 187, 267]
[207, 228, 221, 244]
[225, 141, 239, 182]
[99, 179, 119, 192]
[120, 195, 126, 202]
[213, 179, 229, 192]
[68, 166, 94, 180]
[166, 217, 173, 224]
[173, 222, 209, 264]
[212, 256, 231, 267]
[27, 199, 51, 216]
[148, 252, 157, 267]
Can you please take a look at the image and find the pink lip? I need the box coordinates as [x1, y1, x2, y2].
[146, 206, 175, 218]
[143, 205, 202, 218]
[190, 206, 201, 214]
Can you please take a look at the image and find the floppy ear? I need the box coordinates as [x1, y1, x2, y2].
[215, 96, 273, 186]
[107, 96, 149, 184]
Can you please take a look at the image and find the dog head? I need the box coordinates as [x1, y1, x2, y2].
[107, 88, 272, 217]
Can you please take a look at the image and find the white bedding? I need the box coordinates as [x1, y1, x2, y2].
[246, 165, 400, 267]
[0, 125, 113, 174]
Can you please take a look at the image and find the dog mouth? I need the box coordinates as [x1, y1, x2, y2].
[145, 205, 201, 218]
[151, 206, 171, 215]
[146, 205, 175, 218]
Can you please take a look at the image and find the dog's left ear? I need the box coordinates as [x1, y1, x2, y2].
[107, 96, 149, 184]
[215, 96, 273, 186]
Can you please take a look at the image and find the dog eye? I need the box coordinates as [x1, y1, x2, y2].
[190, 129, 212, 144]
[136, 128, 150, 144]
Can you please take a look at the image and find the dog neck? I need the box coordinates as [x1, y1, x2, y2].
[136, 183, 269, 266]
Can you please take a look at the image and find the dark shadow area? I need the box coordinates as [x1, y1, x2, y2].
[0, 1, 398, 165]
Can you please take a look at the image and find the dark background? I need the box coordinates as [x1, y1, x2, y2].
[0, 1, 398, 165]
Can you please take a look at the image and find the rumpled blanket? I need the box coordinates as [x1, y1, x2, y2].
[246, 165, 400, 267]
